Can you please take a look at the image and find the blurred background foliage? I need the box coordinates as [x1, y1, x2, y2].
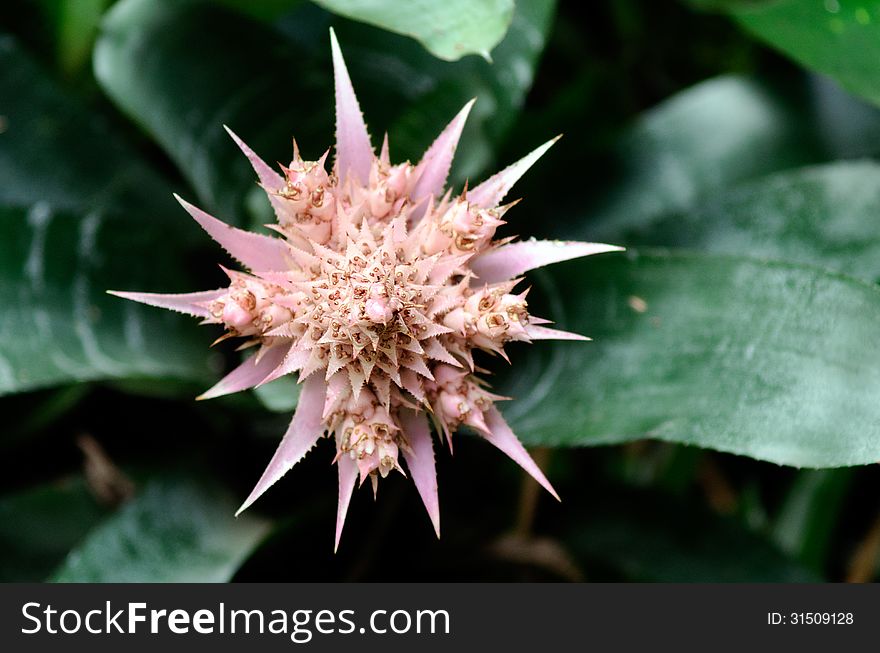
[2, 0, 880, 582]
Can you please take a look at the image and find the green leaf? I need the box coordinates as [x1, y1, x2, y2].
[312, 0, 514, 61]
[585, 75, 823, 240]
[0, 204, 216, 394]
[0, 36, 169, 214]
[52, 477, 270, 582]
[582, 72, 880, 243]
[716, 0, 880, 108]
[568, 490, 820, 582]
[503, 251, 880, 467]
[0, 38, 214, 394]
[621, 162, 880, 283]
[0, 477, 106, 582]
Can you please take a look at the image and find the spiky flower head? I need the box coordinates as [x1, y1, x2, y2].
[112, 31, 621, 549]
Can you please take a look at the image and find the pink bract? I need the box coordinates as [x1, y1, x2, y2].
[111, 30, 622, 550]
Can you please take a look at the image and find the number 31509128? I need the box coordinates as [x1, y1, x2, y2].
[768, 612, 853, 625]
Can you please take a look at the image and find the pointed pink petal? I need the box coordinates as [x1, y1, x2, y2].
[410, 99, 475, 218]
[471, 240, 623, 284]
[482, 406, 560, 501]
[224, 125, 285, 190]
[198, 344, 289, 400]
[400, 409, 440, 538]
[335, 455, 358, 552]
[526, 325, 591, 342]
[257, 344, 310, 387]
[224, 126, 296, 226]
[236, 374, 327, 515]
[380, 132, 390, 164]
[175, 194, 289, 272]
[108, 289, 224, 318]
[467, 137, 560, 208]
[330, 28, 373, 185]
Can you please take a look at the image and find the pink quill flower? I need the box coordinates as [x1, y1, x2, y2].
[111, 31, 622, 549]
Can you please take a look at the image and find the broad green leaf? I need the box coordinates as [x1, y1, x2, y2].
[620, 162, 880, 283]
[0, 38, 214, 394]
[771, 469, 853, 571]
[713, 0, 880, 108]
[584, 75, 823, 240]
[582, 73, 880, 243]
[0, 477, 106, 581]
[503, 251, 880, 467]
[312, 0, 514, 61]
[53, 477, 270, 582]
[567, 490, 819, 582]
[0, 204, 215, 393]
[0, 36, 169, 213]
